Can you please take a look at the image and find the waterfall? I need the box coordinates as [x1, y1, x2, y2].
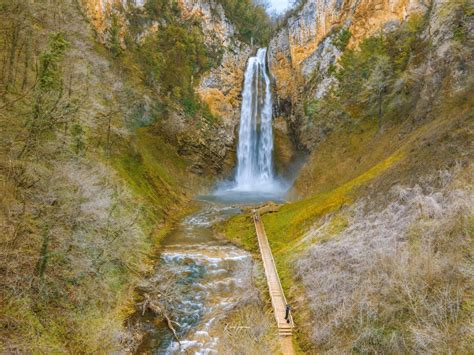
[211, 47, 287, 203]
[235, 48, 274, 191]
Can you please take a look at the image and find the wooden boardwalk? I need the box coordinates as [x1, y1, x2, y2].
[252, 210, 295, 355]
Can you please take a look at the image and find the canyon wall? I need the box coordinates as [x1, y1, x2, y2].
[267, 0, 472, 196]
[268, 0, 438, 150]
[78, 0, 252, 174]
[269, 0, 428, 100]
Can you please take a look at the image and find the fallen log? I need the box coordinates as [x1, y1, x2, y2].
[140, 294, 181, 346]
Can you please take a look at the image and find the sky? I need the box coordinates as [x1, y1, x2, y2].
[267, 0, 291, 14]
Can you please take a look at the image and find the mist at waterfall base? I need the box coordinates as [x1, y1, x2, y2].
[211, 48, 290, 204]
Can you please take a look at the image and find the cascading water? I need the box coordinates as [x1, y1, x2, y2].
[235, 48, 274, 190]
[212, 47, 288, 203]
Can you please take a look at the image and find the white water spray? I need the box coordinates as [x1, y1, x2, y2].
[235, 48, 274, 191]
[211, 48, 288, 203]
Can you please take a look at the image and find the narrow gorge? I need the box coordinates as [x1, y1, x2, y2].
[1, 0, 472, 354]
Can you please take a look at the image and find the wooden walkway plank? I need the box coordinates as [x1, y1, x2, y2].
[252, 210, 295, 355]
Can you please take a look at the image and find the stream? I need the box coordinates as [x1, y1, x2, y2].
[134, 199, 255, 354]
[133, 47, 287, 354]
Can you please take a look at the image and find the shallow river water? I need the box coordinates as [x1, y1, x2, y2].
[135, 200, 255, 354]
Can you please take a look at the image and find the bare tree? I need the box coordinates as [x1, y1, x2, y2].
[363, 55, 393, 130]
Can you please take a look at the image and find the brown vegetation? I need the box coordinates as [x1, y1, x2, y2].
[0, 0, 202, 352]
[296, 167, 473, 353]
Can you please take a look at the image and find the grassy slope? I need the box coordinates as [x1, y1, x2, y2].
[222, 91, 473, 351]
[223, 123, 406, 351]
[112, 128, 202, 229]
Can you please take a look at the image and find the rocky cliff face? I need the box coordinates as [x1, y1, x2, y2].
[78, 0, 252, 175]
[180, 0, 252, 173]
[269, 0, 428, 99]
[268, 0, 435, 149]
[179, 0, 252, 122]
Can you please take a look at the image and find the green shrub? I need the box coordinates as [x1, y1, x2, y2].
[19, 32, 74, 158]
[128, 0, 224, 120]
[333, 27, 351, 51]
[452, 1, 473, 42]
[107, 14, 122, 57]
[71, 123, 85, 155]
[182, 95, 200, 116]
[144, 0, 180, 22]
[202, 102, 217, 125]
[38, 32, 70, 91]
[138, 22, 211, 98]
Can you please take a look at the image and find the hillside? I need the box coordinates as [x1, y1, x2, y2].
[1, 0, 472, 353]
[0, 0, 263, 352]
[224, 0, 473, 352]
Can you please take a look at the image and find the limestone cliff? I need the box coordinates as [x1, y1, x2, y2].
[268, 0, 426, 140]
[180, 0, 252, 173]
[78, 0, 252, 174]
[268, 0, 471, 152]
[269, 0, 428, 100]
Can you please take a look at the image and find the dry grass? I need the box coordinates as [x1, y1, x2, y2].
[216, 303, 280, 354]
[0, 158, 151, 352]
[263, 151, 404, 255]
[213, 261, 281, 354]
[296, 167, 473, 353]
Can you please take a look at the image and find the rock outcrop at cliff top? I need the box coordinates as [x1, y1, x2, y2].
[181, 0, 251, 125]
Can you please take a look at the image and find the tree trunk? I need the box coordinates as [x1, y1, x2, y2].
[106, 114, 112, 157]
[142, 294, 181, 346]
[21, 38, 30, 90]
[35, 227, 50, 279]
[13, 40, 26, 88]
[378, 91, 383, 131]
[6, 25, 20, 87]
